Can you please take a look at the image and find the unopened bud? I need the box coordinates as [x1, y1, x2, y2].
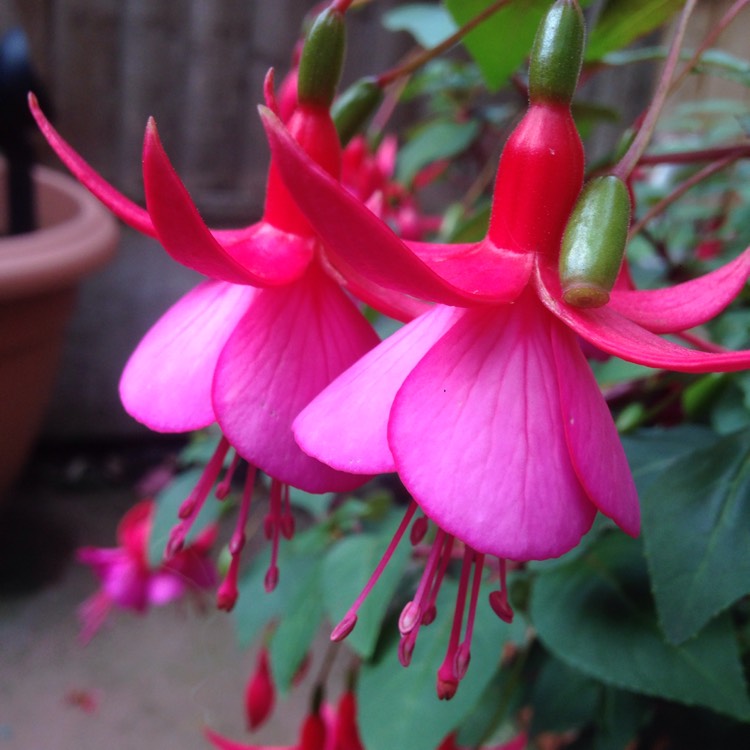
[560, 175, 630, 308]
[297, 8, 346, 109]
[332, 77, 383, 145]
[529, 0, 585, 105]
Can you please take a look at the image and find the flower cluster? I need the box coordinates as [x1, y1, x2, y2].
[35, 0, 750, 732]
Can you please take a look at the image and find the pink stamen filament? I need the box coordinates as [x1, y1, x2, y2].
[421, 534, 455, 627]
[436, 546, 474, 700]
[330, 501, 418, 642]
[167, 437, 231, 557]
[489, 558, 515, 623]
[456, 552, 484, 680]
[216, 451, 242, 500]
[264, 479, 288, 592]
[399, 528, 447, 635]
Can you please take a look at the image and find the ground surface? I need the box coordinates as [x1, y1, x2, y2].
[0, 442, 321, 750]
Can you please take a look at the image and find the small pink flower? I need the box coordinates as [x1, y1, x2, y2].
[77, 499, 216, 643]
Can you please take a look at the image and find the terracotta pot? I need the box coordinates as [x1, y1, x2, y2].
[0, 161, 118, 497]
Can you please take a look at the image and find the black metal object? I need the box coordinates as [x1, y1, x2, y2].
[0, 28, 50, 235]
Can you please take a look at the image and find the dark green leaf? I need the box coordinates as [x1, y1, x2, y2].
[621, 425, 719, 495]
[585, 0, 687, 62]
[322, 512, 412, 659]
[382, 4, 456, 48]
[531, 533, 750, 720]
[358, 578, 516, 750]
[641, 429, 750, 644]
[591, 688, 652, 750]
[530, 657, 601, 734]
[396, 119, 479, 185]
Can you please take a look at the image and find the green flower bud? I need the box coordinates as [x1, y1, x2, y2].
[559, 175, 630, 308]
[332, 77, 383, 145]
[297, 8, 346, 109]
[529, 0, 585, 105]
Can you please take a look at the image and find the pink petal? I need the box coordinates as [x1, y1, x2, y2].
[608, 248, 750, 333]
[294, 305, 464, 474]
[260, 106, 530, 306]
[213, 266, 380, 493]
[29, 93, 156, 236]
[551, 320, 640, 536]
[389, 296, 596, 560]
[535, 262, 750, 373]
[147, 572, 188, 605]
[142, 120, 311, 286]
[120, 280, 257, 432]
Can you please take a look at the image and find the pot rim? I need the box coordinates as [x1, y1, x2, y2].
[0, 164, 118, 300]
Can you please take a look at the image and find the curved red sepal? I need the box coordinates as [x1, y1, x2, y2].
[143, 119, 311, 286]
[29, 93, 156, 237]
[260, 106, 531, 306]
[608, 248, 750, 333]
[535, 261, 750, 373]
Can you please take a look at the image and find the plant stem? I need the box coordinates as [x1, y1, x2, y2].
[613, 0, 699, 181]
[377, 0, 511, 87]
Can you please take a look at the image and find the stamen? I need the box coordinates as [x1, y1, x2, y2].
[264, 480, 286, 592]
[217, 467, 256, 612]
[488, 558, 514, 623]
[421, 534, 455, 626]
[455, 552, 484, 680]
[410, 514, 429, 545]
[436, 546, 474, 700]
[330, 501, 418, 642]
[215, 451, 242, 500]
[399, 528, 447, 635]
[166, 437, 231, 557]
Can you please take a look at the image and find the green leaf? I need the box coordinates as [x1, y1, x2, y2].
[382, 3, 457, 48]
[531, 533, 750, 720]
[358, 578, 515, 750]
[396, 119, 479, 185]
[530, 657, 601, 734]
[322, 513, 412, 659]
[641, 429, 750, 644]
[621, 425, 719, 495]
[585, 0, 687, 62]
[147, 467, 223, 567]
[444, 0, 549, 90]
[591, 688, 652, 750]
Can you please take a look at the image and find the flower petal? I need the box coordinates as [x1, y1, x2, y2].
[390, 296, 596, 560]
[142, 120, 310, 286]
[260, 106, 530, 306]
[608, 248, 750, 333]
[535, 262, 750, 373]
[29, 93, 156, 236]
[120, 280, 256, 432]
[294, 305, 464, 474]
[213, 266, 380, 493]
[550, 320, 640, 536]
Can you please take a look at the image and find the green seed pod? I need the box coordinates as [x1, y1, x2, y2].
[559, 175, 630, 308]
[332, 77, 383, 145]
[529, 0, 585, 105]
[297, 8, 346, 109]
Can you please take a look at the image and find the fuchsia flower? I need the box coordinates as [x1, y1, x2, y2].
[260, 0, 750, 695]
[77, 499, 217, 643]
[27, 8, 406, 607]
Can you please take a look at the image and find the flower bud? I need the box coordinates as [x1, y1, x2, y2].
[529, 0, 585, 105]
[559, 175, 630, 308]
[332, 77, 383, 145]
[244, 648, 275, 730]
[297, 8, 346, 109]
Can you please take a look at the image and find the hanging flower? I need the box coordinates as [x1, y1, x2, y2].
[260, 0, 750, 695]
[77, 499, 217, 643]
[28, 6, 398, 608]
[245, 648, 276, 731]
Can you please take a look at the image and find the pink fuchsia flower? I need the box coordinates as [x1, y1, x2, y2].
[27, 8, 406, 606]
[261, 0, 750, 693]
[77, 499, 217, 643]
[245, 648, 276, 731]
